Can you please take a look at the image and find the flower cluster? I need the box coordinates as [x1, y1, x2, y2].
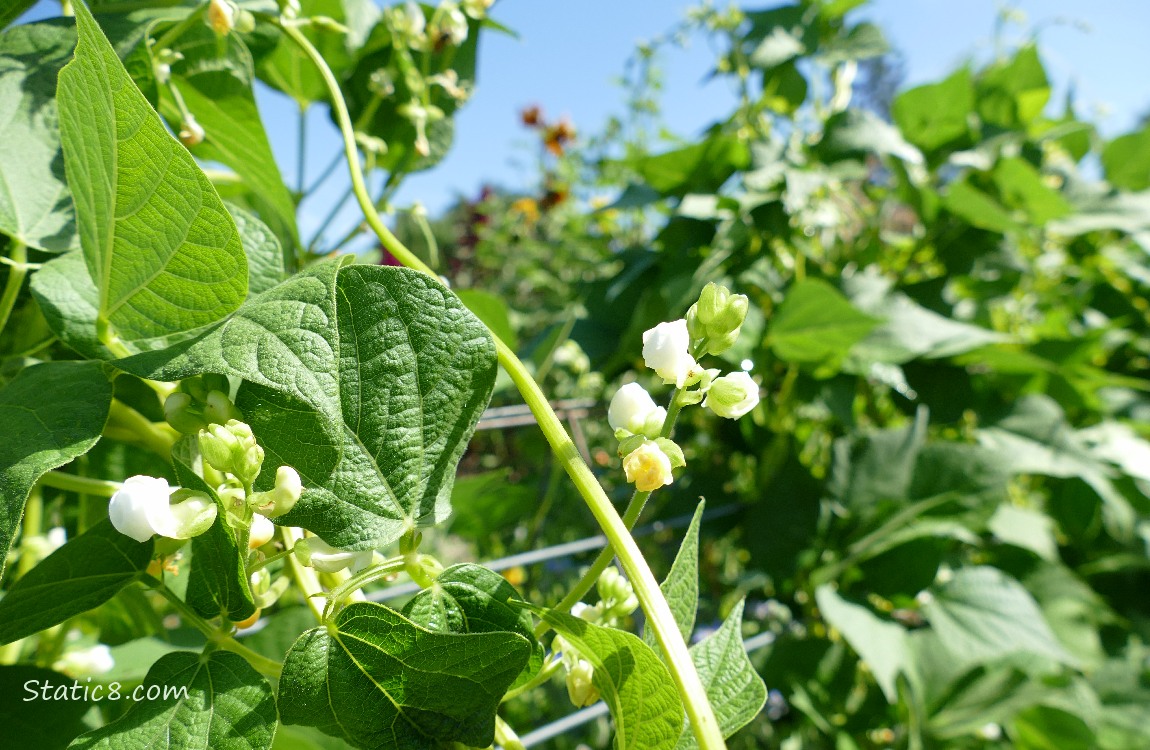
[609, 282, 760, 493]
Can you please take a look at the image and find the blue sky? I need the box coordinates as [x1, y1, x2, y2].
[19, 0, 1150, 245]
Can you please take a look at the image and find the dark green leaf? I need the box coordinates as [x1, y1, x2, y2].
[921, 566, 1075, 670]
[0, 360, 112, 575]
[816, 586, 912, 702]
[0, 20, 78, 252]
[119, 263, 496, 549]
[230, 203, 287, 296]
[0, 520, 152, 645]
[645, 501, 703, 649]
[69, 651, 277, 750]
[828, 407, 928, 511]
[538, 607, 684, 750]
[402, 562, 543, 688]
[278, 601, 530, 750]
[168, 25, 299, 249]
[675, 600, 768, 749]
[768, 279, 880, 367]
[27, 250, 109, 359]
[630, 134, 752, 198]
[0, 665, 92, 749]
[58, 0, 247, 346]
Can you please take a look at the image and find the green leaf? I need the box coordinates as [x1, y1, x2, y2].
[989, 505, 1058, 561]
[891, 68, 973, 152]
[172, 437, 256, 622]
[1101, 126, 1150, 192]
[278, 601, 530, 750]
[768, 279, 881, 367]
[230, 203, 286, 296]
[0, 519, 152, 645]
[166, 25, 299, 249]
[69, 651, 277, 750]
[402, 563, 543, 688]
[992, 157, 1071, 225]
[0, 664, 93, 748]
[0, 0, 37, 31]
[828, 407, 928, 512]
[675, 600, 768, 750]
[0, 21, 78, 252]
[0, 361, 112, 575]
[1011, 705, 1097, 750]
[537, 607, 684, 750]
[58, 0, 247, 346]
[644, 501, 703, 649]
[976, 44, 1050, 130]
[119, 263, 496, 549]
[816, 586, 912, 703]
[818, 109, 922, 164]
[943, 176, 1020, 233]
[921, 566, 1075, 670]
[27, 250, 110, 359]
[818, 21, 889, 64]
[630, 134, 752, 198]
[456, 289, 517, 350]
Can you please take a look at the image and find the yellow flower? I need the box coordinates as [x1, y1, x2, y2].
[623, 441, 674, 492]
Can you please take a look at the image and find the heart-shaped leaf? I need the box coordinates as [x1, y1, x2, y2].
[278, 601, 530, 750]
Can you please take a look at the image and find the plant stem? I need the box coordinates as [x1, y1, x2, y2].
[279, 526, 325, 622]
[281, 22, 725, 748]
[14, 487, 43, 579]
[502, 654, 561, 702]
[296, 105, 307, 195]
[0, 240, 28, 338]
[37, 470, 122, 497]
[104, 399, 178, 462]
[151, 3, 206, 54]
[495, 716, 527, 750]
[143, 576, 282, 678]
[540, 388, 685, 629]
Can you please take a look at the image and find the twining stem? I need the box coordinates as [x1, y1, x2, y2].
[37, 470, 121, 497]
[0, 240, 28, 337]
[278, 21, 725, 749]
[15, 488, 43, 580]
[143, 576, 282, 678]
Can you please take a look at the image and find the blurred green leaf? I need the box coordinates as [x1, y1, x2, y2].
[768, 279, 881, 367]
[976, 44, 1049, 129]
[892, 68, 973, 152]
[1101, 126, 1150, 191]
[816, 586, 912, 702]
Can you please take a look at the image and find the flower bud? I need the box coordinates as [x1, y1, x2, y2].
[294, 538, 373, 574]
[53, 644, 114, 678]
[203, 390, 242, 425]
[686, 283, 749, 355]
[622, 441, 674, 492]
[597, 566, 638, 617]
[154, 492, 218, 540]
[249, 514, 276, 549]
[703, 371, 760, 419]
[234, 9, 255, 33]
[198, 420, 264, 486]
[642, 320, 699, 387]
[250, 567, 271, 597]
[607, 382, 666, 437]
[207, 0, 236, 35]
[431, 3, 468, 47]
[462, 0, 492, 19]
[178, 116, 204, 147]
[565, 658, 600, 707]
[249, 465, 302, 518]
[164, 391, 208, 434]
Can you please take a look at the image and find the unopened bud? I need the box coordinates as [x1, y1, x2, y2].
[249, 465, 302, 518]
[565, 658, 600, 707]
[234, 9, 255, 33]
[686, 283, 749, 355]
[179, 116, 205, 147]
[596, 566, 638, 617]
[703, 371, 760, 419]
[293, 537, 373, 573]
[250, 567, 271, 596]
[164, 392, 208, 434]
[207, 0, 236, 36]
[198, 420, 264, 486]
[249, 514, 276, 549]
[203, 389, 242, 424]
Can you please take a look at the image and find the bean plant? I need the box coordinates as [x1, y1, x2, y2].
[0, 1, 770, 749]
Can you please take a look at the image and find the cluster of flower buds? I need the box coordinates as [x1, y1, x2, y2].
[109, 476, 217, 543]
[199, 419, 265, 488]
[163, 374, 242, 434]
[552, 633, 600, 708]
[293, 537, 376, 574]
[609, 283, 760, 493]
